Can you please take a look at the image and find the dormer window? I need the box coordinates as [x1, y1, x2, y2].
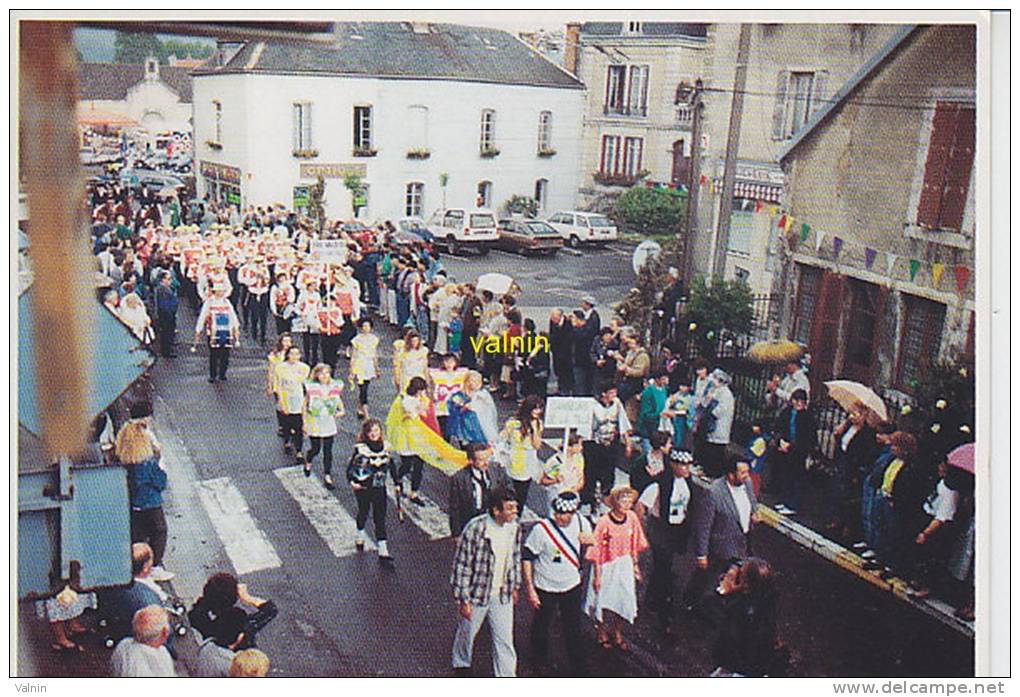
[145, 56, 159, 79]
[625, 22, 643, 35]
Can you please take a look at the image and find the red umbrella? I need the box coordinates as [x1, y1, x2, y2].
[946, 443, 975, 475]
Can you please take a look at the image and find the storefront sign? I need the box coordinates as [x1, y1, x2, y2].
[200, 160, 242, 185]
[353, 193, 367, 208]
[299, 163, 367, 179]
[293, 186, 310, 209]
[309, 239, 348, 264]
[226, 190, 241, 205]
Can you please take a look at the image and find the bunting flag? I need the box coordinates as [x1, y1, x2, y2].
[814, 230, 826, 252]
[954, 265, 970, 293]
[777, 214, 787, 230]
[931, 262, 946, 288]
[886, 253, 898, 276]
[799, 222, 810, 242]
[783, 216, 795, 235]
[909, 259, 921, 282]
[864, 247, 877, 269]
[832, 236, 844, 257]
[755, 200, 763, 213]
[699, 174, 707, 186]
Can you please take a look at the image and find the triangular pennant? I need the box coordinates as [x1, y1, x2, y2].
[777, 214, 787, 230]
[755, 200, 763, 213]
[814, 230, 826, 252]
[799, 222, 810, 242]
[931, 262, 946, 288]
[909, 259, 921, 281]
[832, 236, 843, 257]
[886, 253, 898, 276]
[864, 247, 877, 269]
[954, 265, 970, 293]
[699, 174, 707, 186]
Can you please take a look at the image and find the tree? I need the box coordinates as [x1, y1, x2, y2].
[114, 31, 164, 64]
[612, 186, 687, 237]
[614, 236, 684, 341]
[308, 176, 327, 232]
[682, 276, 754, 358]
[503, 195, 539, 218]
[161, 39, 215, 61]
[343, 172, 364, 218]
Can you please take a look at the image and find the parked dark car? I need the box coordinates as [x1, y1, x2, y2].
[495, 219, 563, 256]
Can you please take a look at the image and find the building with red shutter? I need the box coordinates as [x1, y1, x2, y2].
[774, 24, 975, 400]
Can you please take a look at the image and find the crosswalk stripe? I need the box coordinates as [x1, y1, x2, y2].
[273, 466, 376, 555]
[196, 477, 283, 575]
[386, 481, 450, 541]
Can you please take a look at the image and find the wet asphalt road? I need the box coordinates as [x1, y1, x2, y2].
[139, 244, 973, 678]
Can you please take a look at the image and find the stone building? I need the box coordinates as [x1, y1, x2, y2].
[191, 22, 585, 220]
[774, 24, 976, 398]
[78, 56, 194, 138]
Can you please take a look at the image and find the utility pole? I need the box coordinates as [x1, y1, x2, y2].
[711, 23, 752, 279]
[681, 77, 704, 292]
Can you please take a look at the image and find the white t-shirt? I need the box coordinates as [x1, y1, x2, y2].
[110, 638, 175, 677]
[924, 479, 960, 522]
[726, 481, 752, 534]
[639, 478, 691, 525]
[524, 515, 591, 592]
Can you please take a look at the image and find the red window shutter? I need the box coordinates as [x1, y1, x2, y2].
[599, 136, 608, 174]
[938, 105, 975, 230]
[917, 102, 957, 228]
[807, 271, 846, 389]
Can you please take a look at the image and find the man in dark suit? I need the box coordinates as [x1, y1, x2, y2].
[449, 442, 511, 537]
[548, 309, 574, 396]
[771, 388, 818, 516]
[686, 458, 758, 611]
[569, 310, 597, 396]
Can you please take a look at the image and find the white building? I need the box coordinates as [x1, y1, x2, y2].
[191, 22, 586, 221]
[78, 56, 194, 138]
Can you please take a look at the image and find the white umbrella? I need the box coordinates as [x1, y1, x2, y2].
[632, 239, 662, 275]
[476, 272, 516, 296]
[824, 380, 889, 422]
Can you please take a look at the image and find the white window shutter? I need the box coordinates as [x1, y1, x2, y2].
[305, 104, 313, 150]
[771, 70, 790, 140]
[292, 104, 299, 152]
[811, 70, 828, 114]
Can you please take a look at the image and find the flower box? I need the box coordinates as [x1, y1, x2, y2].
[537, 148, 557, 158]
[353, 147, 378, 158]
[292, 149, 319, 159]
[479, 147, 501, 159]
[406, 149, 431, 160]
[592, 169, 650, 187]
[205, 140, 223, 151]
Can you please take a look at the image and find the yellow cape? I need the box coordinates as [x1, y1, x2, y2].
[385, 396, 467, 475]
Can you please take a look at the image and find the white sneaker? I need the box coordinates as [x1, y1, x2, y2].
[860, 550, 876, 559]
[377, 540, 393, 560]
[150, 566, 175, 582]
[774, 504, 790, 514]
[852, 541, 868, 550]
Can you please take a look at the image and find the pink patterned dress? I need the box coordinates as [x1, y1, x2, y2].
[584, 509, 649, 623]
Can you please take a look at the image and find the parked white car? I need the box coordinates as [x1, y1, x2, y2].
[426, 208, 498, 255]
[544, 211, 619, 248]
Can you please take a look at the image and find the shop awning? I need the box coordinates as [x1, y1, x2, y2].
[77, 105, 137, 127]
[18, 291, 154, 438]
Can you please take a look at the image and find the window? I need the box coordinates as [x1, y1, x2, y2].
[405, 182, 424, 217]
[408, 105, 429, 149]
[727, 208, 753, 255]
[605, 65, 650, 116]
[537, 111, 553, 152]
[622, 137, 643, 176]
[733, 267, 750, 283]
[476, 181, 492, 208]
[600, 135, 620, 174]
[293, 102, 312, 151]
[896, 295, 947, 391]
[480, 109, 496, 152]
[353, 105, 372, 150]
[844, 279, 884, 384]
[625, 21, 643, 34]
[772, 70, 828, 140]
[916, 101, 975, 231]
[792, 265, 822, 346]
[212, 100, 222, 143]
[534, 179, 548, 210]
[444, 210, 464, 227]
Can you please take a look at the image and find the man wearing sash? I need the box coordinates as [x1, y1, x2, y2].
[522, 491, 593, 676]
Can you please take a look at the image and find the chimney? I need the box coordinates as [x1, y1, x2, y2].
[564, 23, 581, 76]
[410, 21, 431, 34]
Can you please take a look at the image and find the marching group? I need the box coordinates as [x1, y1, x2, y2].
[55, 182, 972, 677]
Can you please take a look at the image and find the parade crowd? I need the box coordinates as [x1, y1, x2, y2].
[40, 178, 973, 677]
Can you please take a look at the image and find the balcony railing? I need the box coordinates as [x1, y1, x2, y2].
[603, 103, 648, 118]
[675, 103, 694, 126]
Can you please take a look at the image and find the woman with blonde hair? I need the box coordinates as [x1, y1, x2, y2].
[396, 330, 429, 391]
[229, 648, 270, 677]
[584, 485, 648, 651]
[303, 363, 345, 488]
[115, 403, 173, 582]
[266, 333, 293, 438]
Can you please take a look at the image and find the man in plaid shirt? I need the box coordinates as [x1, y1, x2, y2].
[450, 486, 522, 677]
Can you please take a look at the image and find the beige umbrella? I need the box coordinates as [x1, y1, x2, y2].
[747, 339, 805, 365]
[824, 380, 889, 422]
